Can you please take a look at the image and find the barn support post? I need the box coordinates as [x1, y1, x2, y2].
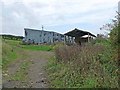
[69, 36, 71, 44]
[68, 36, 70, 44]
[88, 33, 90, 42]
[90, 35, 91, 42]
[64, 35, 66, 45]
[73, 37, 75, 44]
[67, 36, 69, 44]
[71, 37, 73, 44]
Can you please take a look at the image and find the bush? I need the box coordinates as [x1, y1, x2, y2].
[55, 45, 81, 63]
[47, 44, 119, 88]
[101, 13, 120, 64]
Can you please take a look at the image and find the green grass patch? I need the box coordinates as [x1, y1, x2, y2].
[3, 39, 21, 46]
[2, 39, 54, 71]
[2, 39, 27, 70]
[21, 45, 53, 51]
[81, 77, 97, 88]
[2, 40, 18, 70]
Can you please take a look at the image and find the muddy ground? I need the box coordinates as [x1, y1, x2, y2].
[2, 50, 54, 88]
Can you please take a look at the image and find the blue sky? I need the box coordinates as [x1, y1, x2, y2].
[0, 0, 119, 36]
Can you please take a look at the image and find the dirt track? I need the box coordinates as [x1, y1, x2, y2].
[2, 50, 54, 88]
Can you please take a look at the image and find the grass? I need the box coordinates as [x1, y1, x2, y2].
[2, 39, 53, 70]
[3, 39, 21, 46]
[3, 39, 53, 51]
[2, 39, 32, 82]
[46, 40, 119, 88]
[20, 42, 64, 51]
[21, 44, 53, 51]
[2, 39, 54, 82]
[46, 57, 68, 88]
[2, 39, 54, 71]
[11, 60, 32, 81]
[2, 40, 18, 70]
[0, 37, 2, 69]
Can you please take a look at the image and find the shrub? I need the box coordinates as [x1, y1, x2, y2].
[55, 45, 81, 63]
[48, 44, 119, 88]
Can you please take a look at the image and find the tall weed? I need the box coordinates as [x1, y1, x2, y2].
[48, 44, 119, 88]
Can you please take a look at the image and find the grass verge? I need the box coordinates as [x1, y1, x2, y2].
[2, 40, 18, 70]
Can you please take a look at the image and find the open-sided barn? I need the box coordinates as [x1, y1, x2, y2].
[64, 28, 96, 45]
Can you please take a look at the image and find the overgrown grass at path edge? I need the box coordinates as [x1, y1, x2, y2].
[46, 40, 119, 88]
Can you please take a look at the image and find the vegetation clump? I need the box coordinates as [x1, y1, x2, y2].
[46, 13, 120, 88]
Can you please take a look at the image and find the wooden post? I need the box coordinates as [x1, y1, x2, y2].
[71, 37, 73, 44]
[68, 36, 70, 44]
[88, 33, 89, 42]
[64, 35, 66, 45]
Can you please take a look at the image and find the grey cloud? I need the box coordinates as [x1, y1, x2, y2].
[2, 2, 45, 35]
[1, 0, 117, 36]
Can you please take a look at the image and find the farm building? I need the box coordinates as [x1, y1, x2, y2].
[24, 28, 66, 44]
[64, 28, 96, 45]
[23, 28, 96, 45]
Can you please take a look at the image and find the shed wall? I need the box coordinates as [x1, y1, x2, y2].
[24, 29, 65, 44]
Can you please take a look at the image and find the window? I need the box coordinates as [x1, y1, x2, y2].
[43, 38, 45, 41]
[44, 33, 46, 36]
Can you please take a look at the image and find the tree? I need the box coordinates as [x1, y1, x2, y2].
[100, 12, 120, 49]
[100, 12, 120, 71]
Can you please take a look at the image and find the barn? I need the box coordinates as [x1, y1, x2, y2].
[64, 28, 96, 45]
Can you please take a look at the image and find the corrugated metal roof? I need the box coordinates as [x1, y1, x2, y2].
[24, 28, 63, 35]
[64, 28, 96, 37]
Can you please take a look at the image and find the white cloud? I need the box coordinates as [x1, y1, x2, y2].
[1, 0, 119, 36]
